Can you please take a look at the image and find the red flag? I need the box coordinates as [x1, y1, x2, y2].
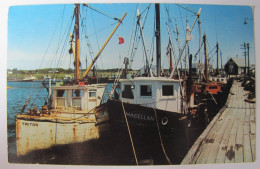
[118, 37, 124, 44]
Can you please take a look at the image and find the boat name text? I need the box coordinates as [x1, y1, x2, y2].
[126, 112, 154, 121]
[22, 122, 38, 127]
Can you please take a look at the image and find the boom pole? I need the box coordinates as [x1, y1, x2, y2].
[82, 12, 127, 79]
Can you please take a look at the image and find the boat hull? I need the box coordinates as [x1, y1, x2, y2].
[16, 116, 99, 156]
[95, 100, 201, 164]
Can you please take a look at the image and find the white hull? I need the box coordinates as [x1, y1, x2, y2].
[16, 117, 99, 156]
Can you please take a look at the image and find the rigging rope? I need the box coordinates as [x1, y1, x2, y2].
[121, 101, 139, 165]
[29, 87, 44, 109]
[152, 108, 173, 165]
[175, 4, 197, 14]
[127, 4, 139, 68]
[83, 4, 120, 21]
[90, 9, 103, 69]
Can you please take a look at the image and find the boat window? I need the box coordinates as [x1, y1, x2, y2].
[57, 90, 66, 97]
[89, 91, 96, 98]
[140, 85, 152, 96]
[162, 85, 174, 96]
[209, 86, 218, 89]
[72, 90, 81, 97]
[122, 85, 134, 99]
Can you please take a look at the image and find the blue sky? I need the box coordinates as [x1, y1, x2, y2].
[7, 3, 254, 70]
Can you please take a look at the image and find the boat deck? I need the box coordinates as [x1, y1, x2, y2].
[181, 81, 256, 164]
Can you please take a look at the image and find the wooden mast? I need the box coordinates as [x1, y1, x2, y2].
[155, 3, 161, 77]
[203, 34, 208, 82]
[216, 42, 219, 75]
[75, 4, 80, 83]
[82, 12, 127, 79]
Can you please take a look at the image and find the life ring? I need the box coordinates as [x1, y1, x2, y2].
[161, 117, 168, 125]
[187, 119, 191, 127]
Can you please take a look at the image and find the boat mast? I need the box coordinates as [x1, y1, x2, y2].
[75, 4, 80, 83]
[203, 34, 208, 82]
[137, 9, 151, 76]
[169, 8, 201, 79]
[155, 3, 161, 77]
[216, 42, 219, 75]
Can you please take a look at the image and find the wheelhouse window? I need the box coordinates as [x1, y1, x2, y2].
[140, 85, 152, 96]
[72, 90, 81, 97]
[89, 91, 96, 97]
[122, 85, 134, 99]
[72, 90, 81, 107]
[209, 85, 218, 89]
[162, 85, 174, 96]
[57, 90, 66, 97]
[57, 90, 66, 107]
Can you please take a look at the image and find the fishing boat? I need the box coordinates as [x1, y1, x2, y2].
[15, 4, 126, 156]
[194, 35, 232, 122]
[20, 75, 37, 82]
[95, 4, 207, 164]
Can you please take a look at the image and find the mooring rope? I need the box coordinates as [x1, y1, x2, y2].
[152, 108, 173, 165]
[121, 101, 139, 165]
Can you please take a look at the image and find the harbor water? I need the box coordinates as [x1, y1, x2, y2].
[7, 81, 201, 165]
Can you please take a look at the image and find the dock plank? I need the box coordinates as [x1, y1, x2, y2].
[250, 104, 256, 161]
[243, 134, 252, 162]
[215, 118, 234, 163]
[181, 81, 256, 165]
[224, 107, 240, 163]
[195, 133, 216, 164]
[234, 107, 245, 163]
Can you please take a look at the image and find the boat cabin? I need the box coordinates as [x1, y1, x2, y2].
[209, 76, 228, 84]
[119, 77, 184, 113]
[52, 84, 107, 111]
[195, 83, 222, 95]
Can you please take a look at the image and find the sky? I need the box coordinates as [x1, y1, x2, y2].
[7, 2, 255, 71]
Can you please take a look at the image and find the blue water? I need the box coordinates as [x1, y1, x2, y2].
[7, 82, 49, 161]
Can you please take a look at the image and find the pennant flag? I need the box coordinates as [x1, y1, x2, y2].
[118, 37, 125, 44]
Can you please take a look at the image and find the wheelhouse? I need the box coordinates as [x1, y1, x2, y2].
[52, 84, 106, 111]
[119, 77, 184, 113]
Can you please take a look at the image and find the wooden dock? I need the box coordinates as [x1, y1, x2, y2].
[181, 81, 256, 164]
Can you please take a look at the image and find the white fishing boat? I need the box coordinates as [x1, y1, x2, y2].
[21, 75, 37, 82]
[16, 4, 126, 156]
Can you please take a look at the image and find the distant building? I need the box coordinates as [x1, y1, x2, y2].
[192, 62, 212, 75]
[7, 69, 13, 74]
[224, 57, 247, 75]
[249, 63, 255, 74]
